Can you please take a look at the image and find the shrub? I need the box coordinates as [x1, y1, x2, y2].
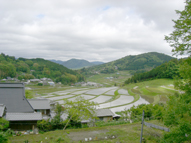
[37, 83, 43, 86]
[0, 131, 8, 143]
[0, 118, 9, 130]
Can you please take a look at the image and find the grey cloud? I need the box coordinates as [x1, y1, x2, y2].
[0, 0, 185, 62]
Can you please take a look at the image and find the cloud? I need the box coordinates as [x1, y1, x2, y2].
[0, 0, 186, 62]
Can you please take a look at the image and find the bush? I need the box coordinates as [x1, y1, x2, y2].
[0, 118, 9, 130]
[37, 119, 67, 132]
[0, 131, 8, 143]
[37, 83, 43, 86]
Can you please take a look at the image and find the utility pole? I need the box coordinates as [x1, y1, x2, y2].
[140, 110, 145, 143]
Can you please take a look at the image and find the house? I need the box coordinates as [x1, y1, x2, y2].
[48, 82, 55, 86]
[0, 104, 6, 118]
[28, 99, 51, 120]
[30, 79, 41, 82]
[6, 112, 42, 131]
[96, 109, 114, 122]
[80, 109, 115, 127]
[0, 83, 42, 131]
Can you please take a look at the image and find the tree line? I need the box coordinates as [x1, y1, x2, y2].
[124, 58, 181, 84]
[0, 53, 85, 84]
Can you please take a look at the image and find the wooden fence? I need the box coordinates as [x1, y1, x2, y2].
[144, 122, 170, 132]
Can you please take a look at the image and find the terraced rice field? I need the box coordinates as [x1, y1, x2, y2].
[98, 95, 134, 108]
[85, 87, 117, 95]
[34, 79, 176, 113]
[89, 95, 112, 103]
[38, 87, 146, 113]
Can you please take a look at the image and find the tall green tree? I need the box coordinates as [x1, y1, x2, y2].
[162, 0, 191, 142]
[165, 0, 191, 56]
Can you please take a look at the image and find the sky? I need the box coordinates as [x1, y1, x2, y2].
[0, 0, 186, 62]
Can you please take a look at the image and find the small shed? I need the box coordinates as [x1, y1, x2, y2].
[96, 109, 114, 122]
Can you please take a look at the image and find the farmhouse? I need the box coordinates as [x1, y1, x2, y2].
[0, 83, 43, 130]
[28, 99, 51, 120]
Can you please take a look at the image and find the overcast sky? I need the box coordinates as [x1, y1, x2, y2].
[0, 0, 186, 62]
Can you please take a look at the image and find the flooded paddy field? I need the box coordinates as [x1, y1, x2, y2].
[89, 95, 112, 104]
[104, 89, 115, 95]
[98, 95, 134, 109]
[85, 87, 117, 95]
[110, 97, 149, 113]
[33, 79, 175, 113]
[47, 95, 75, 100]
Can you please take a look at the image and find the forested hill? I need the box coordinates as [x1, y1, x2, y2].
[0, 53, 84, 84]
[79, 52, 174, 75]
[124, 58, 180, 84]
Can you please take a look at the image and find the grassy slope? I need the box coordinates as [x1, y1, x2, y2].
[124, 79, 176, 104]
[87, 71, 132, 86]
[10, 120, 165, 143]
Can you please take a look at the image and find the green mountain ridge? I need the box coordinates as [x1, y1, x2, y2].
[79, 52, 174, 75]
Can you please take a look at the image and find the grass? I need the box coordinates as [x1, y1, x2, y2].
[87, 71, 132, 86]
[123, 79, 176, 104]
[9, 120, 165, 143]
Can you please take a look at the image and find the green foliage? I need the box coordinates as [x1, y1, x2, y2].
[0, 53, 85, 84]
[161, 121, 191, 142]
[165, 0, 191, 56]
[127, 104, 164, 121]
[37, 119, 67, 131]
[63, 96, 97, 130]
[0, 118, 9, 130]
[25, 90, 34, 99]
[53, 104, 65, 123]
[37, 104, 66, 131]
[18, 74, 34, 80]
[37, 83, 43, 86]
[0, 131, 9, 143]
[37, 120, 51, 131]
[125, 59, 180, 84]
[100, 67, 116, 74]
[162, 1, 191, 142]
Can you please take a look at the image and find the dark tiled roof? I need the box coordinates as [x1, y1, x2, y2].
[28, 99, 51, 110]
[6, 112, 42, 121]
[96, 109, 114, 117]
[0, 83, 34, 113]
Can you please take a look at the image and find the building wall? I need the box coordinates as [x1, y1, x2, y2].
[9, 121, 38, 131]
[35, 109, 50, 116]
[97, 116, 113, 122]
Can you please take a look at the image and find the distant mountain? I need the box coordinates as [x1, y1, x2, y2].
[91, 61, 104, 65]
[49, 60, 64, 65]
[79, 52, 175, 75]
[50, 59, 104, 69]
